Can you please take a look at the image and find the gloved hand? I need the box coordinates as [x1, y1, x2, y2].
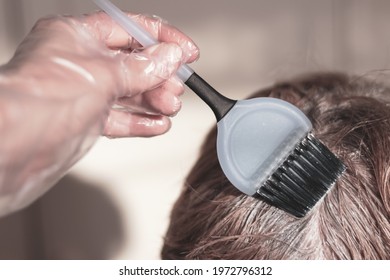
[0, 12, 199, 216]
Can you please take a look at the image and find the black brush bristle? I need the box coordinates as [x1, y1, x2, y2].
[254, 133, 346, 218]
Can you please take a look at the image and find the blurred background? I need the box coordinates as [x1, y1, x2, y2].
[1, 0, 390, 259]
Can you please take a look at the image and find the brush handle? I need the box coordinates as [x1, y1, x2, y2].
[93, 0, 236, 121]
[185, 73, 236, 121]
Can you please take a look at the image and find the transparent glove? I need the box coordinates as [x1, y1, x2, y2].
[0, 12, 199, 216]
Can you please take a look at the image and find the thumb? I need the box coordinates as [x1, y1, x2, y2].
[119, 42, 183, 97]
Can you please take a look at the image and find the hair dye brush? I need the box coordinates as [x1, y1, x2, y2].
[94, 0, 346, 217]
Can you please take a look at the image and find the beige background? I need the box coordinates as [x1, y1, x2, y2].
[1, 0, 390, 259]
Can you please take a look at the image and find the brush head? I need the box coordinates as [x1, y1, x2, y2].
[255, 133, 346, 217]
[217, 97, 313, 196]
[216, 98, 345, 217]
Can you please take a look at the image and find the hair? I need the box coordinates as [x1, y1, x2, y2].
[161, 72, 390, 260]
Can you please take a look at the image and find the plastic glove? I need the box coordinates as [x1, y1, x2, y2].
[0, 12, 199, 217]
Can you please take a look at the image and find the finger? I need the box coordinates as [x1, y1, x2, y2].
[118, 42, 183, 96]
[81, 12, 199, 63]
[116, 77, 184, 116]
[103, 110, 172, 138]
[132, 14, 200, 63]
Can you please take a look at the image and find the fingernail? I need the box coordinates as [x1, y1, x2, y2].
[151, 43, 182, 62]
[137, 116, 166, 127]
[172, 96, 182, 116]
[185, 41, 200, 62]
[153, 43, 183, 79]
[164, 43, 183, 64]
[188, 41, 199, 53]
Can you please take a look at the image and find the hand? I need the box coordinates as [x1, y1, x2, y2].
[5, 11, 199, 137]
[0, 11, 199, 216]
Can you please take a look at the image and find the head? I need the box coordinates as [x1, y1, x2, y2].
[162, 72, 390, 259]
